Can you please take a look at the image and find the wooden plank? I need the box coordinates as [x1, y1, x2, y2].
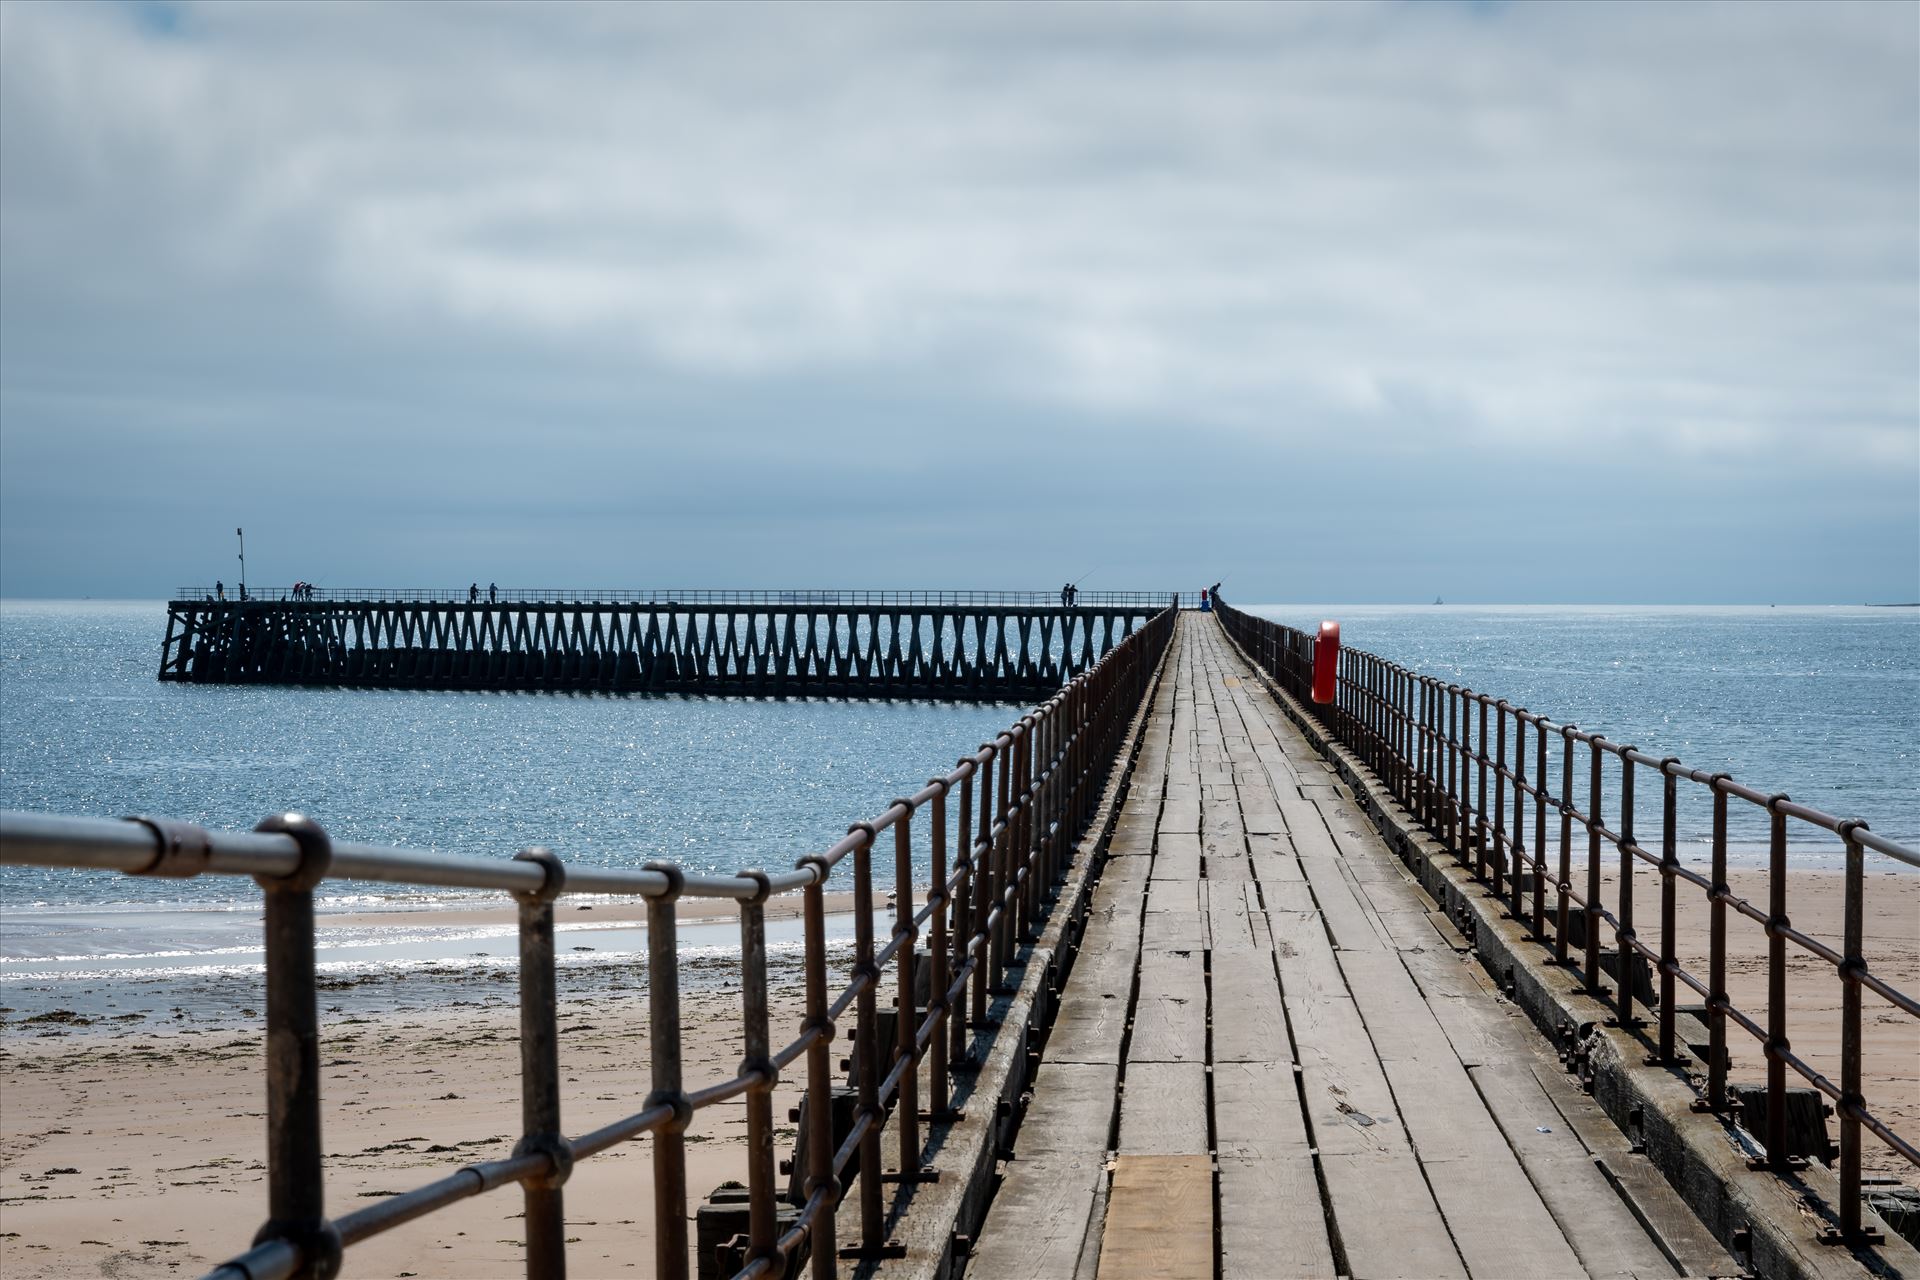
[1218, 1157, 1336, 1280]
[1158, 802, 1201, 834]
[1050, 989, 1131, 1066]
[1068, 942, 1138, 1000]
[1212, 1061, 1330, 1279]
[973, 1151, 1105, 1280]
[1469, 1061, 1692, 1280]
[1210, 951, 1287, 1061]
[1128, 948, 1205, 1062]
[1097, 854, 1152, 888]
[1152, 832, 1202, 881]
[1018, 1061, 1120, 1155]
[1297, 853, 1390, 953]
[1205, 852, 1254, 884]
[1527, 1062, 1743, 1279]
[1139, 909, 1204, 952]
[1145, 877, 1202, 914]
[1319, 1151, 1468, 1280]
[1204, 886, 1258, 952]
[1097, 1155, 1213, 1280]
[1331, 953, 1586, 1278]
[1117, 1060, 1208, 1154]
[1241, 809, 1289, 836]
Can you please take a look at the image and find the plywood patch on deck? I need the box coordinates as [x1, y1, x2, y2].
[1096, 1154, 1213, 1280]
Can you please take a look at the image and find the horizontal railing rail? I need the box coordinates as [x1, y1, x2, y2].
[1213, 596, 1917, 1243]
[1, 606, 1176, 1280]
[173, 586, 1183, 608]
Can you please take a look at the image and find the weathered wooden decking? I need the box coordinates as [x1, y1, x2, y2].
[974, 615, 1738, 1280]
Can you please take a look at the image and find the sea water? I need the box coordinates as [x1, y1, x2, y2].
[1, 600, 1914, 1019]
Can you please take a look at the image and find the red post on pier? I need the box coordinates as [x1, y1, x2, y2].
[1312, 620, 1340, 705]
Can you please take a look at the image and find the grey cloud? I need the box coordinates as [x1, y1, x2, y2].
[0, 0, 1914, 600]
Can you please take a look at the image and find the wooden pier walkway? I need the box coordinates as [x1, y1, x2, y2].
[974, 614, 1738, 1280]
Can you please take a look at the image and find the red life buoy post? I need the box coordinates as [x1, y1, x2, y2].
[1312, 620, 1340, 704]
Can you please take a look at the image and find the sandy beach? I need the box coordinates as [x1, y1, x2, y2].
[2, 870, 1913, 1277]
[1669, 867, 1920, 1187]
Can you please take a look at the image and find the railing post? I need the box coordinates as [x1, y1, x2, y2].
[1558, 726, 1576, 966]
[1509, 712, 1527, 924]
[1766, 795, 1791, 1171]
[642, 863, 690, 1280]
[1585, 738, 1606, 996]
[972, 747, 995, 1026]
[1533, 721, 1548, 942]
[1706, 776, 1731, 1113]
[798, 859, 838, 1280]
[957, 760, 981, 1049]
[1620, 753, 1642, 1028]
[250, 814, 341, 1280]
[848, 825, 886, 1251]
[735, 871, 780, 1277]
[989, 738, 1011, 993]
[1657, 763, 1680, 1064]
[1476, 697, 1490, 882]
[892, 802, 922, 1177]
[1838, 819, 1868, 1239]
[1492, 703, 1508, 900]
[512, 848, 572, 1280]
[927, 779, 953, 1115]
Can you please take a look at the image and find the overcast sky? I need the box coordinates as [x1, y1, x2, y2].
[1, 0, 1914, 602]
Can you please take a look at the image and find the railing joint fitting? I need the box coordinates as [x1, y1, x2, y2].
[642, 859, 685, 901]
[252, 813, 332, 893]
[511, 1131, 576, 1189]
[512, 846, 567, 904]
[124, 814, 214, 879]
[643, 1088, 694, 1134]
[735, 868, 773, 905]
[250, 1219, 343, 1280]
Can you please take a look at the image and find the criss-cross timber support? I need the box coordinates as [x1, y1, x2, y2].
[159, 596, 1171, 700]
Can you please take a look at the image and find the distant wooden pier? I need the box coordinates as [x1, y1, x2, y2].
[158, 589, 1173, 700]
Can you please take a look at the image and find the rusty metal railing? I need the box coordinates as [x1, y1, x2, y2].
[1214, 598, 1917, 1243]
[0, 607, 1174, 1280]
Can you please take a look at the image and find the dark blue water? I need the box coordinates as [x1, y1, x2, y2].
[1249, 604, 1918, 863]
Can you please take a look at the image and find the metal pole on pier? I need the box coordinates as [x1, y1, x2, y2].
[237, 527, 247, 600]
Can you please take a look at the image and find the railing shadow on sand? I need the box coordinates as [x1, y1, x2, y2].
[0, 608, 1176, 1280]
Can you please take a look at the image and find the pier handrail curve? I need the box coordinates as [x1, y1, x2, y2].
[2, 605, 1177, 1280]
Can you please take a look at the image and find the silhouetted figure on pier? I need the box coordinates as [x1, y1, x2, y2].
[1061, 583, 1072, 608]
[469, 583, 479, 604]
[488, 583, 497, 603]
[215, 580, 225, 601]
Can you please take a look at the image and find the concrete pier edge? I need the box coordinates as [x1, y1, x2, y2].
[1217, 625, 1918, 1280]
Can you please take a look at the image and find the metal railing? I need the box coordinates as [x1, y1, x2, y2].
[172, 587, 1182, 609]
[1214, 597, 1917, 1242]
[0, 607, 1175, 1280]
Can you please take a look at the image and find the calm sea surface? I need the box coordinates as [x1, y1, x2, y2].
[2, 601, 1915, 914]
[1249, 603, 1917, 865]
